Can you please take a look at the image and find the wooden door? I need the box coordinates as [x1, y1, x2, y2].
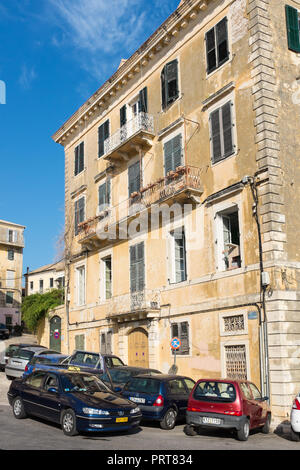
[128, 328, 149, 368]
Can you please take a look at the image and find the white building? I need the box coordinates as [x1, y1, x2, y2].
[25, 261, 65, 296]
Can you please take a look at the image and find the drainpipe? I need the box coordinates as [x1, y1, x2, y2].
[243, 175, 270, 400]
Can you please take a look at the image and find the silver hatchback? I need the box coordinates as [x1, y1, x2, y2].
[5, 347, 55, 380]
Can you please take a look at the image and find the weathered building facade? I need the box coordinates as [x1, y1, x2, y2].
[52, 0, 300, 425]
[0, 219, 25, 328]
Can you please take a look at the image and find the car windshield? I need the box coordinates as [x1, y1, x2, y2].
[70, 352, 99, 367]
[123, 377, 160, 394]
[62, 373, 111, 394]
[110, 357, 124, 367]
[12, 349, 35, 361]
[108, 369, 136, 384]
[193, 381, 237, 403]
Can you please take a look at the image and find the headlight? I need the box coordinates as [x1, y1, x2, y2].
[82, 408, 110, 416]
[130, 407, 141, 414]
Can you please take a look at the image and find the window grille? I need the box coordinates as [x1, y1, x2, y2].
[225, 344, 247, 380]
[224, 314, 244, 333]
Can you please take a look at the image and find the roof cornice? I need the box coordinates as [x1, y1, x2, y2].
[52, 0, 214, 146]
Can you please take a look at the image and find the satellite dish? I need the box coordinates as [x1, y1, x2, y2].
[168, 364, 178, 375]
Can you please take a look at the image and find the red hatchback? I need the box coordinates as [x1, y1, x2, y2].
[184, 379, 271, 441]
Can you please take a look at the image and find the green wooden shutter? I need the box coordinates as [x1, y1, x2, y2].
[98, 120, 110, 158]
[206, 27, 216, 73]
[164, 139, 173, 175]
[79, 142, 84, 173]
[120, 105, 127, 127]
[164, 135, 182, 175]
[174, 229, 187, 283]
[180, 322, 189, 354]
[161, 66, 167, 109]
[128, 161, 140, 196]
[130, 245, 138, 293]
[138, 87, 148, 113]
[216, 17, 229, 65]
[286, 5, 300, 52]
[222, 101, 233, 157]
[74, 146, 79, 175]
[210, 109, 222, 163]
[98, 182, 106, 210]
[130, 242, 145, 293]
[166, 59, 179, 105]
[74, 199, 79, 235]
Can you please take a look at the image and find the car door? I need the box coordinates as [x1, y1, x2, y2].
[37, 373, 62, 423]
[22, 371, 47, 416]
[248, 382, 266, 427]
[167, 379, 190, 417]
[239, 382, 256, 428]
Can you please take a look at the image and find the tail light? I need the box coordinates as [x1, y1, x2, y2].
[224, 410, 243, 416]
[292, 398, 300, 410]
[187, 406, 201, 412]
[24, 365, 28, 372]
[153, 395, 164, 407]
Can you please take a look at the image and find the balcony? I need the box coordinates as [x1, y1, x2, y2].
[107, 289, 161, 322]
[103, 112, 155, 161]
[0, 228, 24, 248]
[78, 165, 203, 250]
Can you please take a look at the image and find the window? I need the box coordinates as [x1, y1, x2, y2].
[138, 87, 148, 113]
[285, 4, 300, 52]
[7, 229, 17, 243]
[205, 17, 229, 74]
[171, 228, 187, 283]
[223, 314, 245, 333]
[248, 382, 262, 400]
[76, 266, 85, 306]
[183, 378, 195, 392]
[171, 321, 189, 355]
[161, 59, 179, 110]
[74, 142, 84, 176]
[130, 242, 145, 293]
[5, 292, 13, 305]
[98, 180, 111, 213]
[30, 281, 34, 290]
[74, 196, 85, 236]
[225, 344, 247, 380]
[98, 120, 110, 158]
[220, 209, 241, 271]
[8, 249, 14, 261]
[6, 270, 15, 288]
[164, 134, 183, 176]
[39, 279, 44, 293]
[103, 256, 112, 300]
[50, 278, 54, 288]
[75, 334, 85, 351]
[26, 371, 47, 389]
[240, 382, 252, 400]
[120, 104, 127, 141]
[128, 160, 141, 197]
[100, 331, 112, 355]
[210, 100, 234, 164]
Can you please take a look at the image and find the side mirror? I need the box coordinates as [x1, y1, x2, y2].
[114, 387, 122, 393]
[262, 396, 269, 402]
[48, 387, 58, 394]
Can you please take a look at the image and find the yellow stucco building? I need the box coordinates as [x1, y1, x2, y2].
[48, 0, 300, 425]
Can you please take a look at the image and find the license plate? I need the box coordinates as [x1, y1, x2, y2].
[202, 417, 221, 425]
[129, 397, 145, 404]
[116, 417, 128, 423]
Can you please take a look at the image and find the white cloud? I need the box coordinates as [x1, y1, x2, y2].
[19, 65, 37, 90]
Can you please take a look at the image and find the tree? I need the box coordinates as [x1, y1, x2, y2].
[22, 289, 64, 332]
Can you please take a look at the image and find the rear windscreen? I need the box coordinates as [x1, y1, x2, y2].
[12, 350, 34, 361]
[193, 381, 236, 403]
[123, 377, 160, 394]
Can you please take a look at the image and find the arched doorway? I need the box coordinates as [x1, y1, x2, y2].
[49, 316, 61, 352]
[128, 327, 149, 368]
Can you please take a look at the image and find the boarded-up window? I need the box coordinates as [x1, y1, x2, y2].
[130, 242, 145, 293]
[171, 321, 190, 355]
[161, 59, 179, 109]
[100, 331, 112, 355]
[75, 142, 84, 176]
[75, 334, 85, 351]
[205, 17, 229, 74]
[210, 101, 234, 163]
[164, 134, 182, 176]
[74, 197, 85, 236]
[98, 120, 110, 158]
[285, 4, 300, 52]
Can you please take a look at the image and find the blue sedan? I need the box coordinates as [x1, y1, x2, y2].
[7, 369, 142, 436]
[23, 354, 69, 378]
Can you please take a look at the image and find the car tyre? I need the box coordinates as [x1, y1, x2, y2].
[237, 418, 250, 441]
[6, 376, 15, 381]
[291, 427, 300, 442]
[183, 424, 198, 436]
[160, 408, 177, 430]
[261, 413, 271, 434]
[61, 409, 78, 436]
[12, 397, 27, 419]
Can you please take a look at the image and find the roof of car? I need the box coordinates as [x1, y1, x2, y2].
[20, 347, 47, 353]
[132, 374, 193, 381]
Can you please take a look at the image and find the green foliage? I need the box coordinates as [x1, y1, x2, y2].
[22, 289, 64, 332]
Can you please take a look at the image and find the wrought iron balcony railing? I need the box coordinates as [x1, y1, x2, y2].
[107, 289, 161, 318]
[103, 112, 155, 160]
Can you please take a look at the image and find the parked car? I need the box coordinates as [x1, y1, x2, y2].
[0, 323, 10, 340]
[290, 392, 300, 441]
[0, 343, 46, 371]
[5, 347, 59, 380]
[7, 369, 142, 436]
[102, 367, 162, 391]
[61, 350, 126, 369]
[121, 374, 195, 429]
[23, 353, 69, 378]
[184, 379, 271, 441]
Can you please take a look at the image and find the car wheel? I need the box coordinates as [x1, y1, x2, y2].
[12, 397, 27, 419]
[237, 418, 250, 441]
[160, 408, 177, 430]
[61, 409, 78, 436]
[6, 376, 15, 381]
[291, 427, 300, 442]
[183, 424, 198, 436]
[261, 413, 271, 434]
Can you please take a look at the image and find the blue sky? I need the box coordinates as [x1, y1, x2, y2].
[0, 0, 179, 279]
